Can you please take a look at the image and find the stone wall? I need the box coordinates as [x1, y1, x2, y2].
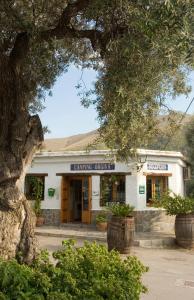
[41, 209, 175, 233]
[133, 210, 175, 233]
[41, 209, 61, 225]
[91, 209, 175, 233]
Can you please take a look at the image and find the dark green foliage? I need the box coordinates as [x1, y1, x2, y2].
[0, 241, 148, 300]
[108, 203, 134, 217]
[185, 180, 194, 198]
[25, 176, 44, 216]
[90, 1, 193, 159]
[153, 192, 194, 215]
[0, 259, 51, 299]
[0, 1, 193, 159]
[185, 115, 194, 167]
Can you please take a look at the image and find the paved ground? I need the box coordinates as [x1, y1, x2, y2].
[37, 236, 194, 300]
[35, 226, 175, 248]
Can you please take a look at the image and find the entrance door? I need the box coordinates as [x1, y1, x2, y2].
[61, 176, 70, 222]
[61, 176, 91, 224]
[70, 179, 82, 222]
[82, 176, 91, 224]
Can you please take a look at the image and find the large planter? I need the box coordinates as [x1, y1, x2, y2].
[107, 216, 134, 254]
[175, 214, 194, 249]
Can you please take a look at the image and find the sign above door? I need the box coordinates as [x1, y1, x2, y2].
[147, 163, 168, 171]
[70, 163, 115, 171]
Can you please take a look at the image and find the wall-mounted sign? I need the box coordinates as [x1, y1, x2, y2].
[139, 185, 145, 194]
[147, 163, 168, 171]
[70, 163, 115, 171]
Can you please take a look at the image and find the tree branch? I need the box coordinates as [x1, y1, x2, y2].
[40, 0, 108, 54]
[40, 0, 129, 57]
[8, 0, 91, 70]
[41, 0, 91, 41]
[58, 0, 91, 27]
[8, 0, 129, 68]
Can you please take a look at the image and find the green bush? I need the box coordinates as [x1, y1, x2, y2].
[0, 259, 51, 299]
[153, 192, 194, 215]
[0, 241, 148, 300]
[108, 203, 134, 217]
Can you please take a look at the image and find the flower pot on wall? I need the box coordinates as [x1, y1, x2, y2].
[175, 214, 194, 249]
[95, 212, 108, 231]
[36, 216, 44, 227]
[48, 188, 55, 197]
[107, 216, 135, 254]
[96, 222, 107, 231]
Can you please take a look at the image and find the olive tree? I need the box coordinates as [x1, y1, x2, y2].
[0, 0, 193, 262]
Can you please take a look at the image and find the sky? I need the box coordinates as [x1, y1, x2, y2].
[39, 67, 194, 139]
[40, 66, 98, 139]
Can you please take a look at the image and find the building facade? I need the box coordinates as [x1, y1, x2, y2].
[25, 149, 189, 232]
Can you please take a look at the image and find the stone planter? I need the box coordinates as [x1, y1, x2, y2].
[107, 216, 134, 254]
[96, 222, 107, 231]
[175, 214, 194, 249]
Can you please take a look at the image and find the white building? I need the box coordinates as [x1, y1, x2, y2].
[25, 149, 189, 232]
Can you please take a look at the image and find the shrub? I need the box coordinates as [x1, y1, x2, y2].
[108, 203, 134, 217]
[0, 259, 51, 299]
[0, 241, 148, 300]
[153, 192, 194, 215]
[50, 240, 148, 300]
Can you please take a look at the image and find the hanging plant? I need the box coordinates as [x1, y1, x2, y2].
[27, 176, 44, 217]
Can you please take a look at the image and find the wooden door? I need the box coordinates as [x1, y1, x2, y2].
[81, 176, 92, 224]
[61, 176, 70, 223]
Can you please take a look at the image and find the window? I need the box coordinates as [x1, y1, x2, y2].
[183, 167, 191, 180]
[146, 176, 168, 205]
[100, 175, 125, 206]
[25, 175, 45, 201]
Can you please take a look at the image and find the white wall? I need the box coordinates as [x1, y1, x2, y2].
[136, 172, 147, 210]
[125, 175, 138, 208]
[26, 151, 187, 211]
[42, 174, 61, 209]
[91, 176, 101, 210]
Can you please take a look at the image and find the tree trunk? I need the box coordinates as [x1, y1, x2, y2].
[0, 57, 43, 263]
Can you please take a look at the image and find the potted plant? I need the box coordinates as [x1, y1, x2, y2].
[153, 192, 194, 249]
[34, 196, 44, 227]
[107, 203, 135, 254]
[96, 212, 108, 231]
[29, 176, 45, 226]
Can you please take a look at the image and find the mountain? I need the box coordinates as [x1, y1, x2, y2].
[42, 130, 103, 152]
[41, 113, 192, 152]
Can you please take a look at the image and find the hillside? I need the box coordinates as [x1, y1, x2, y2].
[42, 130, 104, 152]
[42, 113, 192, 152]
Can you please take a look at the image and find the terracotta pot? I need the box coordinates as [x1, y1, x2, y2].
[107, 216, 134, 254]
[175, 214, 194, 249]
[36, 216, 44, 227]
[96, 222, 107, 231]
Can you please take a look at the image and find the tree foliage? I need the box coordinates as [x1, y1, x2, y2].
[0, 0, 193, 159]
[185, 115, 194, 166]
